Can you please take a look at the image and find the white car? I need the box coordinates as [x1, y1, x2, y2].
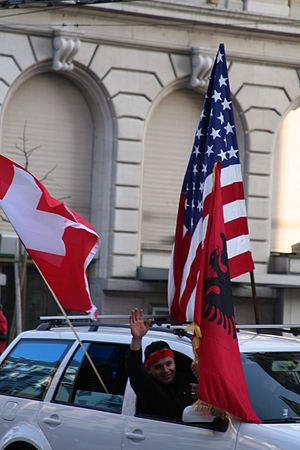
[0, 318, 299, 450]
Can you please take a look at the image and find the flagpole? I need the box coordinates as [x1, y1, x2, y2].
[14, 239, 22, 335]
[250, 271, 260, 324]
[34, 264, 108, 393]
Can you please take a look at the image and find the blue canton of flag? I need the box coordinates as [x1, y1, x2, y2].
[183, 44, 239, 235]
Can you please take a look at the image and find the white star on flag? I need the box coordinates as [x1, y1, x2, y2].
[206, 145, 214, 156]
[193, 145, 200, 157]
[217, 51, 223, 63]
[225, 122, 235, 134]
[219, 74, 227, 87]
[212, 90, 222, 102]
[222, 98, 232, 110]
[210, 128, 221, 139]
[217, 112, 224, 124]
[218, 149, 228, 161]
[228, 145, 239, 158]
[196, 128, 204, 139]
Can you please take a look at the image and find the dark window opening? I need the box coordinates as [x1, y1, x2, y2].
[54, 342, 129, 413]
[242, 351, 300, 421]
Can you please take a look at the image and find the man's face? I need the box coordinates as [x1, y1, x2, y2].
[147, 355, 176, 384]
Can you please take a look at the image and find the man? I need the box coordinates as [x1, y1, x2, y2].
[0, 304, 7, 355]
[126, 308, 197, 420]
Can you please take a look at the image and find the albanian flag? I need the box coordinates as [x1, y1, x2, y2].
[192, 162, 260, 423]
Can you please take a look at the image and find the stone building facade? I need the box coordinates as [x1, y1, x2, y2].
[0, 0, 300, 328]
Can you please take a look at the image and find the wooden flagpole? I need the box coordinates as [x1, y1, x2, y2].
[250, 271, 260, 324]
[35, 265, 108, 393]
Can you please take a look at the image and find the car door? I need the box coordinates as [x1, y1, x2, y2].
[123, 411, 238, 450]
[39, 402, 126, 450]
[122, 350, 238, 450]
[38, 341, 129, 450]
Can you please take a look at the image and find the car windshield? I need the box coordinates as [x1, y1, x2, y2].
[242, 351, 300, 421]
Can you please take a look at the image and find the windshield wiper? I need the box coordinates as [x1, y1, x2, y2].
[262, 417, 300, 423]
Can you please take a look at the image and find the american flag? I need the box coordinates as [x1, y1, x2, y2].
[168, 43, 254, 321]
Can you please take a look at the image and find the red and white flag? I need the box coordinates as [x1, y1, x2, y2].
[0, 155, 99, 317]
[168, 44, 254, 321]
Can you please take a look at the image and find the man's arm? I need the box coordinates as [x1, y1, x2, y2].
[126, 309, 152, 399]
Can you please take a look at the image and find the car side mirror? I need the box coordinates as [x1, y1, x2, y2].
[182, 406, 229, 432]
[182, 405, 214, 423]
[212, 416, 229, 432]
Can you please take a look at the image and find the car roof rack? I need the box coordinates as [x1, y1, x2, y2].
[236, 324, 300, 336]
[37, 315, 194, 339]
[37, 314, 179, 332]
[39, 314, 171, 323]
[37, 316, 300, 337]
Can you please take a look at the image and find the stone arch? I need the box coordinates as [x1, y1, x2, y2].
[140, 81, 204, 266]
[140, 78, 248, 268]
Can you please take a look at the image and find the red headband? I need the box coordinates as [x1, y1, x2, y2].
[145, 349, 174, 368]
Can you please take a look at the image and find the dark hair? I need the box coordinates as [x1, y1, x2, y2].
[144, 340, 171, 359]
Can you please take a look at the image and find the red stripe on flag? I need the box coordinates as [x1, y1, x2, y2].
[171, 194, 191, 319]
[225, 217, 249, 241]
[221, 181, 245, 205]
[229, 251, 254, 279]
[171, 231, 191, 320]
[173, 196, 191, 277]
[202, 191, 212, 221]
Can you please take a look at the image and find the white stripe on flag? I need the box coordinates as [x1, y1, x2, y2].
[221, 164, 243, 187]
[223, 199, 247, 223]
[186, 283, 197, 322]
[203, 172, 213, 203]
[179, 213, 208, 300]
[227, 234, 251, 259]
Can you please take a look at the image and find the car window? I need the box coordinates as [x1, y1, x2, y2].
[0, 338, 72, 400]
[242, 351, 300, 421]
[54, 342, 129, 414]
[134, 350, 197, 422]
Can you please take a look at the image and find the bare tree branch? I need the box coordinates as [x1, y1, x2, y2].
[14, 145, 24, 153]
[58, 195, 72, 202]
[0, 212, 8, 223]
[39, 164, 58, 183]
[26, 145, 41, 157]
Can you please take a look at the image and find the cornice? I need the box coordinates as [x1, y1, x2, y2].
[86, 0, 300, 35]
[1, 0, 300, 37]
[1, 2, 300, 69]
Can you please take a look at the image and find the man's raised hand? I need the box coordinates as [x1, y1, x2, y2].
[129, 308, 152, 350]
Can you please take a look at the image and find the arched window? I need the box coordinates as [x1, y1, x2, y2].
[271, 107, 300, 253]
[141, 87, 245, 268]
[0, 71, 97, 328]
[141, 88, 203, 262]
[1, 72, 93, 232]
